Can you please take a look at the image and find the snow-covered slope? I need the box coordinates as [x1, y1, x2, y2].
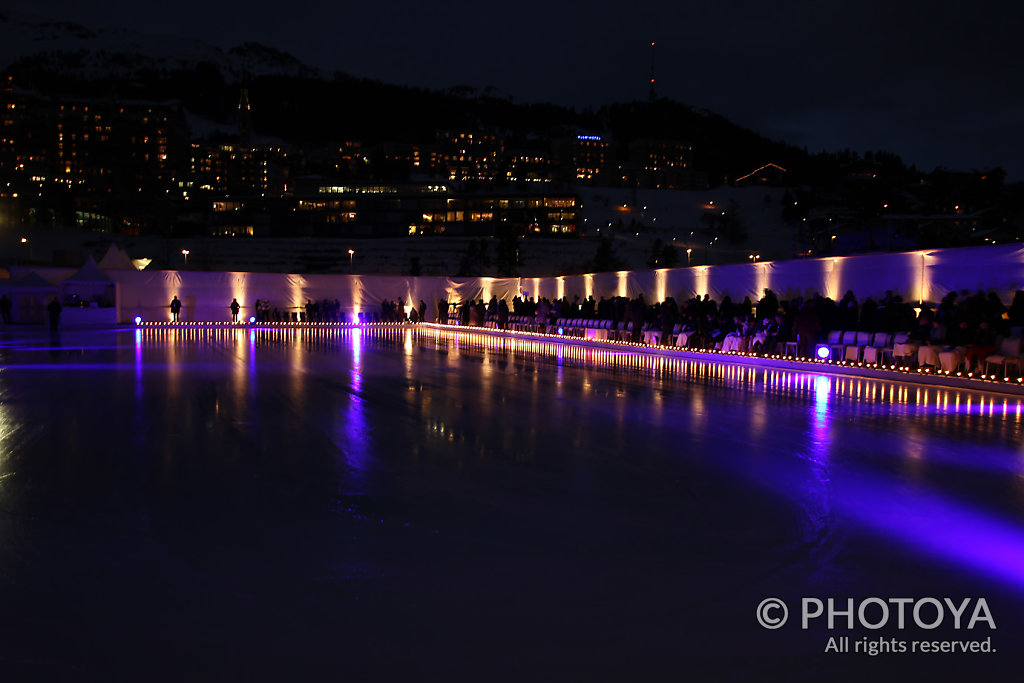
[0, 8, 321, 82]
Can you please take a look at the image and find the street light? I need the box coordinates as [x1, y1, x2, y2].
[181, 249, 190, 266]
[348, 249, 355, 273]
[686, 248, 692, 265]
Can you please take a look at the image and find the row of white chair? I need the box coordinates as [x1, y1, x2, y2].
[982, 337, 1022, 376]
[452, 317, 1024, 376]
[822, 330, 897, 364]
[825, 329, 1024, 375]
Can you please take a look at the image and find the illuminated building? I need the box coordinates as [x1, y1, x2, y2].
[436, 193, 577, 237]
[0, 81, 189, 232]
[504, 149, 557, 184]
[0, 76, 53, 180]
[54, 100, 185, 194]
[204, 181, 578, 238]
[368, 142, 421, 181]
[553, 134, 611, 183]
[185, 78, 295, 198]
[189, 143, 295, 196]
[0, 79, 186, 195]
[428, 131, 504, 182]
[625, 138, 697, 189]
[329, 141, 366, 178]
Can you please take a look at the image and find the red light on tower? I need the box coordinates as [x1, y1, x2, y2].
[648, 41, 657, 101]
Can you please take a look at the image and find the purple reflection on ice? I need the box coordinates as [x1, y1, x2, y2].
[134, 328, 143, 399]
[743, 369, 1024, 592]
[352, 326, 362, 365]
[332, 325, 370, 493]
[833, 467, 1024, 590]
[249, 329, 257, 380]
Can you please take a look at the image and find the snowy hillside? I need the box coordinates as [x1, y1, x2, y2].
[0, 8, 321, 81]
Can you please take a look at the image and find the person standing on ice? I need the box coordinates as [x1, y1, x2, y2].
[0, 294, 11, 324]
[170, 295, 182, 322]
[46, 296, 62, 333]
[230, 298, 240, 322]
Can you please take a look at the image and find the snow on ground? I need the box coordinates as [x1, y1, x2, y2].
[0, 8, 320, 79]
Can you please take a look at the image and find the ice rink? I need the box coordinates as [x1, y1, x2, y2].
[1, 325, 1022, 680]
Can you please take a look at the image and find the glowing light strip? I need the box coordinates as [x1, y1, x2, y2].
[411, 323, 1024, 394]
[125, 319, 1024, 393]
[734, 162, 788, 183]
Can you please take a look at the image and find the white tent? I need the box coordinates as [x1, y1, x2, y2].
[60, 257, 118, 307]
[97, 244, 137, 270]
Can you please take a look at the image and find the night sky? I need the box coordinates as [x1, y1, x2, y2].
[5, 0, 1023, 179]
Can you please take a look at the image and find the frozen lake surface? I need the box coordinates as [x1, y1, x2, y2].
[1, 325, 1023, 680]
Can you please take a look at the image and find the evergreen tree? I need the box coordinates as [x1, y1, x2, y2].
[647, 238, 664, 268]
[593, 237, 621, 272]
[495, 231, 520, 276]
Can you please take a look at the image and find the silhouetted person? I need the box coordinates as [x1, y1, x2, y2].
[660, 298, 678, 346]
[497, 298, 509, 329]
[630, 295, 646, 343]
[792, 300, 822, 358]
[230, 298, 240, 322]
[965, 321, 998, 372]
[1009, 290, 1024, 328]
[0, 294, 11, 324]
[47, 297, 62, 333]
[170, 295, 181, 322]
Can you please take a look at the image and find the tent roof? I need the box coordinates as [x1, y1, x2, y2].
[97, 244, 137, 270]
[62, 256, 115, 284]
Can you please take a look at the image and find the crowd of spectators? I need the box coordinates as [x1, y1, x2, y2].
[232, 286, 1024, 370]
[444, 288, 1024, 368]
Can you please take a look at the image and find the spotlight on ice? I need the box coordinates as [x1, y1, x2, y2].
[816, 344, 831, 360]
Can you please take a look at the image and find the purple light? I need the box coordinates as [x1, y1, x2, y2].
[816, 344, 830, 359]
[134, 316, 142, 325]
[834, 467, 1024, 590]
[249, 316, 256, 324]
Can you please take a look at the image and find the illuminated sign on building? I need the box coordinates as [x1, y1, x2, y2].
[318, 184, 449, 195]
